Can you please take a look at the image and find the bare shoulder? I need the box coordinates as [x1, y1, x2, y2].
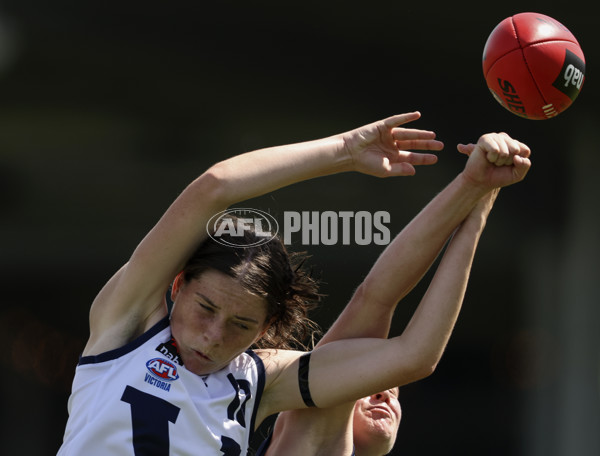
[255, 348, 304, 389]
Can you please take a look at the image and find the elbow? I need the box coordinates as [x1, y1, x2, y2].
[414, 360, 438, 380]
[402, 352, 442, 384]
[359, 275, 385, 303]
[352, 281, 395, 316]
[394, 331, 451, 384]
[403, 364, 436, 385]
[188, 167, 228, 208]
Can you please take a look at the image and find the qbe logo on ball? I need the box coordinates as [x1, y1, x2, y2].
[207, 208, 279, 248]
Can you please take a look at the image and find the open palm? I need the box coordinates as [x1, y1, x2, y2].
[342, 112, 443, 177]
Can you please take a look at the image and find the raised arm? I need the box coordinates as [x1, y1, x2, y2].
[319, 167, 490, 345]
[323, 131, 531, 348]
[318, 132, 532, 344]
[258, 131, 531, 421]
[260, 135, 509, 454]
[83, 113, 442, 356]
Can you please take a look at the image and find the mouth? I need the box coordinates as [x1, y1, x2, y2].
[369, 406, 393, 419]
[193, 350, 213, 362]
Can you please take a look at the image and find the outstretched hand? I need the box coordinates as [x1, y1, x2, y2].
[458, 132, 531, 189]
[341, 112, 444, 177]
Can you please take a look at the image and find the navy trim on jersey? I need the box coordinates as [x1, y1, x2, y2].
[79, 317, 171, 365]
[254, 431, 272, 456]
[246, 349, 266, 438]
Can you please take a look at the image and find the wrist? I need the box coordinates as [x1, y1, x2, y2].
[329, 131, 358, 174]
[460, 188, 500, 233]
[326, 134, 355, 174]
[456, 171, 495, 198]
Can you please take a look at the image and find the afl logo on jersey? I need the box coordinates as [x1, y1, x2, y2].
[146, 358, 179, 381]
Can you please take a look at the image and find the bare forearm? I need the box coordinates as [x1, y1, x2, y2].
[362, 173, 490, 301]
[207, 136, 349, 206]
[322, 173, 491, 344]
[203, 112, 442, 208]
[398, 189, 497, 371]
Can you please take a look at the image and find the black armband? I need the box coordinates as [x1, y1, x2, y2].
[298, 352, 317, 407]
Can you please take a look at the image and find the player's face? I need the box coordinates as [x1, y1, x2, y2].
[352, 388, 401, 454]
[170, 268, 270, 376]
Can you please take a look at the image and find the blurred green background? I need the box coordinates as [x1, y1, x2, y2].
[0, 1, 598, 454]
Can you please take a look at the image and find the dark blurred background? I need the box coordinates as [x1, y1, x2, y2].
[0, 1, 598, 455]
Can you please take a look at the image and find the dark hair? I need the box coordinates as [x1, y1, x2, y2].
[182, 228, 322, 350]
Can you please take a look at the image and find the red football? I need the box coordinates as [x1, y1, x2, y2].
[482, 12, 585, 120]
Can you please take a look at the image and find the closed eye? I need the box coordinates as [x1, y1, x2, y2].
[198, 303, 215, 313]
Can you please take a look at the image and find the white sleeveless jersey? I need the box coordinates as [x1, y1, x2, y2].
[58, 317, 265, 456]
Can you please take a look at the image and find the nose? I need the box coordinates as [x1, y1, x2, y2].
[373, 391, 390, 402]
[202, 321, 225, 346]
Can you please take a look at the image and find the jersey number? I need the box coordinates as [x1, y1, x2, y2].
[121, 386, 180, 455]
[121, 382, 249, 456]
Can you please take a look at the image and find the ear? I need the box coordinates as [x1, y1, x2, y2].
[171, 271, 185, 300]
